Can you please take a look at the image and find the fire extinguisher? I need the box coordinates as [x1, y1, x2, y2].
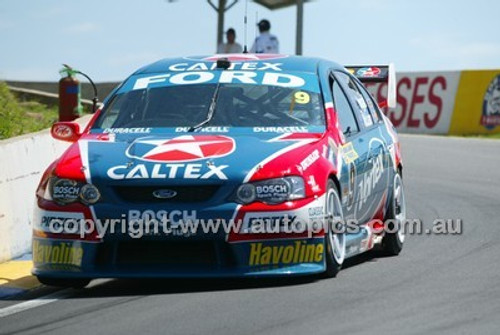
[58, 65, 83, 121]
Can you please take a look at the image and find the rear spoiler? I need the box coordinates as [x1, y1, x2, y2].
[345, 64, 396, 109]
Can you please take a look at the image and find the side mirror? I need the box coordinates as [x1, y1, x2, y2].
[51, 122, 81, 142]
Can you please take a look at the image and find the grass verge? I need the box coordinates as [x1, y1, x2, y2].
[0, 81, 58, 140]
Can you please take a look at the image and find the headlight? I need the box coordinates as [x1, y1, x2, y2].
[79, 184, 101, 205]
[236, 184, 256, 204]
[234, 176, 305, 204]
[49, 178, 101, 205]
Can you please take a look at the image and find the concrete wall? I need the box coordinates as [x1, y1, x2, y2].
[0, 116, 91, 263]
[5, 81, 120, 103]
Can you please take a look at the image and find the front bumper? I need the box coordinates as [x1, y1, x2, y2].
[32, 195, 327, 278]
[32, 237, 326, 278]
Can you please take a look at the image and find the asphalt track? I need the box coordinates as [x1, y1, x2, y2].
[1, 134, 500, 335]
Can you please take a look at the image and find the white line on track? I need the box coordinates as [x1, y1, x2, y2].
[0, 289, 72, 318]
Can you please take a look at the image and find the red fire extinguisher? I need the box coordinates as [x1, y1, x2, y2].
[58, 65, 83, 121]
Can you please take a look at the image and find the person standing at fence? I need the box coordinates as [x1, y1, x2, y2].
[250, 19, 279, 54]
[217, 28, 243, 54]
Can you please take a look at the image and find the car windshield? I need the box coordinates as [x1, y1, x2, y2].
[93, 83, 325, 130]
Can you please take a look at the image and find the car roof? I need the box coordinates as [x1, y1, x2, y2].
[133, 54, 345, 75]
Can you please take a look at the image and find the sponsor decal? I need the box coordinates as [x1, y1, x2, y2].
[125, 135, 235, 162]
[175, 126, 229, 133]
[308, 206, 324, 220]
[255, 184, 289, 200]
[299, 149, 320, 172]
[241, 198, 324, 234]
[52, 124, 74, 139]
[342, 142, 359, 164]
[254, 126, 308, 133]
[306, 175, 320, 192]
[128, 209, 197, 225]
[130, 71, 309, 91]
[357, 152, 383, 210]
[248, 241, 324, 266]
[103, 127, 152, 134]
[107, 163, 228, 180]
[357, 67, 381, 78]
[33, 240, 83, 266]
[293, 91, 310, 104]
[481, 74, 500, 129]
[51, 179, 81, 204]
[35, 210, 85, 234]
[169, 60, 283, 72]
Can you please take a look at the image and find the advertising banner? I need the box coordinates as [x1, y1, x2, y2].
[449, 70, 500, 135]
[365, 72, 460, 134]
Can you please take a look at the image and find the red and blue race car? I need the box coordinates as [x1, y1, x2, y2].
[33, 54, 406, 287]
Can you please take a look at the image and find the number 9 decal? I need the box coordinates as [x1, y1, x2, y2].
[294, 91, 310, 104]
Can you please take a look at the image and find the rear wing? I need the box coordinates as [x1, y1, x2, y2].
[345, 64, 396, 109]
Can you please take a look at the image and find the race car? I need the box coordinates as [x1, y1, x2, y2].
[32, 54, 406, 287]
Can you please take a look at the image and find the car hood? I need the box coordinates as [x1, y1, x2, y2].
[57, 132, 324, 187]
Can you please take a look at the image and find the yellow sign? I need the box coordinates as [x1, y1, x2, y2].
[33, 240, 83, 267]
[342, 142, 359, 164]
[449, 70, 500, 135]
[249, 241, 323, 266]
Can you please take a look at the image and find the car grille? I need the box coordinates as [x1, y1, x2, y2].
[115, 241, 217, 266]
[113, 185, 220, 203]
[95, 240, 237, 269]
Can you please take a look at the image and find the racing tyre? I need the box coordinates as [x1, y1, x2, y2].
[323, 180, 346, 278]
[381, 172, 406, 256]
[37, 276, 90, 289]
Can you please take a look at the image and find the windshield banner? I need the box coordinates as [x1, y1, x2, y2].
[118, 71, 321, 94]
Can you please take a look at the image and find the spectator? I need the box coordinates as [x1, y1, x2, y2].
[217, 28, 243, 54]
[250, 19, 279, 54]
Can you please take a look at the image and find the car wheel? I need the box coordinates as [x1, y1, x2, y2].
[37, 276, 90, 289]
[381, 172, 406, 256]
[323, 179, 346, 278]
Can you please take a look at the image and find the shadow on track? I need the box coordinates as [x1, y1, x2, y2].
[69, 252, 393, 299]
[9, 252, 393, 301]
[75, 275, 318, 298]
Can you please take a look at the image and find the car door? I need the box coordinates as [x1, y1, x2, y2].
[354, 77, 393, 202]
[334, 71, 389, 224]
[329, 72, 367, 222]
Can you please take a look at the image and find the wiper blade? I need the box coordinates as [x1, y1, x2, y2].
[188, 83, 221, 132]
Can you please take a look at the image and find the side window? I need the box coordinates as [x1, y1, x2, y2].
[335, 72, 374, 128]
[331, 75, 359, 136]
[355, 79, 382, 123]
